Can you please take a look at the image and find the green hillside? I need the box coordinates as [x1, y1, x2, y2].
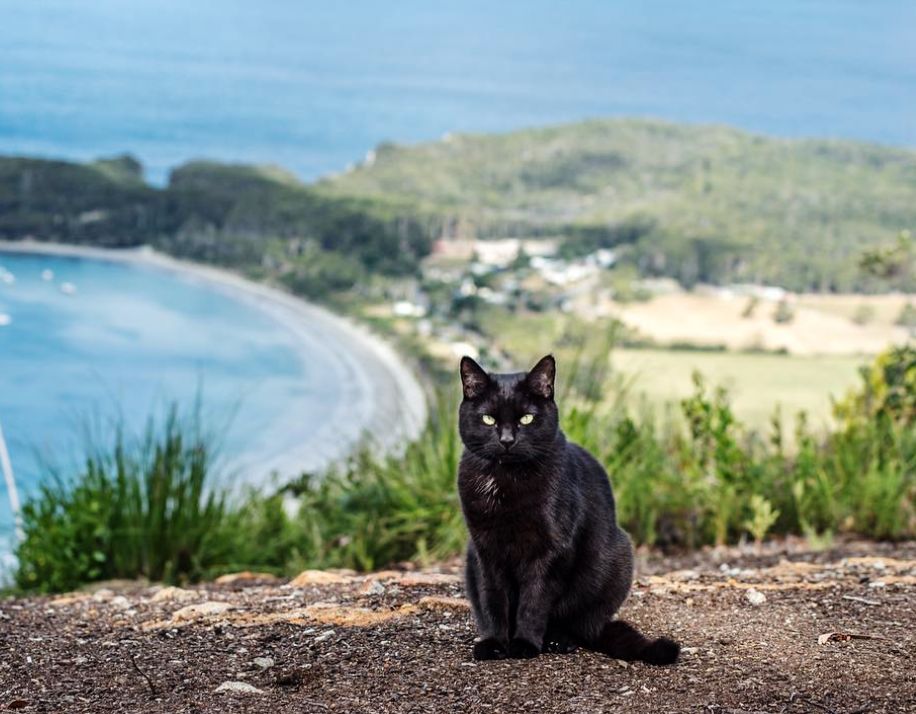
[319, 119, 916, 291]
[0, 155, 435, 295]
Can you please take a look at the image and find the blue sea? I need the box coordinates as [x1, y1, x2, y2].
[1, 0, 914, 184]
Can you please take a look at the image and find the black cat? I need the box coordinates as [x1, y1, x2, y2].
[457, 354, 679, 664]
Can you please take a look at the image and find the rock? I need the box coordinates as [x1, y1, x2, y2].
[49, 594, 90, 607]
[360, 579, 386, 596]
[252, 657, 275, 670]
[745, 588, 767, 606]
[397, 573, 461, 588]
[313, 630, 336, 643]
[150, 586, 199, 603]
[171, 601, 232, 622]
[109, 595, 132, 610]
[289, 570, 353, 587]
[417, 596, 470, 613]
[214, 681, 264, 695]
[215, 571, 281, 585]
[303, 602, 418, 627]
[369, 570, 405, 581]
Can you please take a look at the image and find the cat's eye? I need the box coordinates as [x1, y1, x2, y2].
[520, 414, 534, 425]
[481, 414, 496, 426]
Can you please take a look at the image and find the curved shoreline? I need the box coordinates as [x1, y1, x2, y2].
[0, 240, 427, 486]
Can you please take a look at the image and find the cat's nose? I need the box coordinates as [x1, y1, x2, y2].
[499, 430, 516, 450]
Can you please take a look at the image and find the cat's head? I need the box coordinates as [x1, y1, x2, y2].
[458, 354, 559, 463]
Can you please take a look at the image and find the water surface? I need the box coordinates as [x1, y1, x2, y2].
[1, 0, 913, 183]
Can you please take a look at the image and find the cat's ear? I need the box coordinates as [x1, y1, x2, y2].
[526, 354, 556, 399]
[460, 356, 490, 399]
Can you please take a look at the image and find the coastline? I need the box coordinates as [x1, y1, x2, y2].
[0, 240, 428, 486]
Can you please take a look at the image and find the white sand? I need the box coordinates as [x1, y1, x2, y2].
[0, 240, 428, 487]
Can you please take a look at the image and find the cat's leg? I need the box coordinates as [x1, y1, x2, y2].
[508, 564, 558, 659]
[466, 547, 511, 660]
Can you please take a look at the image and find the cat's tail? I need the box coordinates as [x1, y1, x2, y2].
[587, 620, 680, 665]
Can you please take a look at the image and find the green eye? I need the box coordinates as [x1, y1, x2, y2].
[520, 414, 534, 425]
[482, 414, 496, 426]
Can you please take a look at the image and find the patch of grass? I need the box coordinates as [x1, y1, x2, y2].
[14, 408, 230, 593]
[610, 348, 865, 430]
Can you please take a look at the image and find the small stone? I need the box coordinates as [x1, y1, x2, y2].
[109, 595, 131, 610]
[313, 629, 336, 643]
[214, 681, 264, 695]
[397, 573, 461, 588]
[215, 571, 280, 585]
[288, 570, 353, 587]
[360, 579, 386, 596]
[150, 586, 198, 603]
[253, 657, 275, 670]
[171, 601, 232, 622]
[745, 588, 766, 606]
[417, 596, 471, 613]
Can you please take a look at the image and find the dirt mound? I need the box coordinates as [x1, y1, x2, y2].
[2, 541, 914, 713]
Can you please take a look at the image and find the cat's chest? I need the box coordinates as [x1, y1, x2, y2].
[460, 471, 548, 528]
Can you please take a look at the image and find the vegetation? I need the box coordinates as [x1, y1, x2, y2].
[13, 345, 914, 593]
[320, 119, 916, 292]
[14, 409, 230, 592]
[0, 155, 438, 296]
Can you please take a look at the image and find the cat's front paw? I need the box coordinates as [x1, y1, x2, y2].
[473, 637, 508, 661]
[508, 637, 540, 659]
[543, 633, 577, 654]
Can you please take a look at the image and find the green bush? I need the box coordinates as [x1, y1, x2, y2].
[14, 409, 231, 592]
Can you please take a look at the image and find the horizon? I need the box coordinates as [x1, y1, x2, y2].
[2, 0, 914, 183]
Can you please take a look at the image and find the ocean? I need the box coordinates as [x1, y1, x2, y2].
[1, 0, 914, 184]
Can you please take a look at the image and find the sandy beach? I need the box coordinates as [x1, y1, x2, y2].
[0, 240, 428, 485]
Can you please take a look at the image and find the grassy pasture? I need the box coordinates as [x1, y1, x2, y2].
[611, 348, 864, 429]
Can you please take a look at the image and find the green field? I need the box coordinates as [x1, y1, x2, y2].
[472, 308, 869, 428]
[611, 348, 864, 429]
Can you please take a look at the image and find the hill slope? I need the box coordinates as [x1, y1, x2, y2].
[320, 119, 916, 291]
[0, 156, 434, 296]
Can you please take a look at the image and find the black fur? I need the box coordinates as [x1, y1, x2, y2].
[457, 355, 679, 665]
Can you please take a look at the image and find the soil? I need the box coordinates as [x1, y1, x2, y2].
[2, 539, 914, 714]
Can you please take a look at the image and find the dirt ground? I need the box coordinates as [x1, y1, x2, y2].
[2, 539, 914, 714]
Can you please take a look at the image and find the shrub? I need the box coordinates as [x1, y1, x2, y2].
[14, 409, 231, 592]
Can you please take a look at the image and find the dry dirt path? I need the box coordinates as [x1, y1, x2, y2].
[2, 541, 914, 714]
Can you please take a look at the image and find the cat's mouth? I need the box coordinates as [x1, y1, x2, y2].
[494, 450, 531, 465]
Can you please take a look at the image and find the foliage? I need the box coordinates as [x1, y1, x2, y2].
[321, 118, 916, 292]
[14, 409, 230, 592]
[13, 347, 915, 593]
[0, 155, 436, 292]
